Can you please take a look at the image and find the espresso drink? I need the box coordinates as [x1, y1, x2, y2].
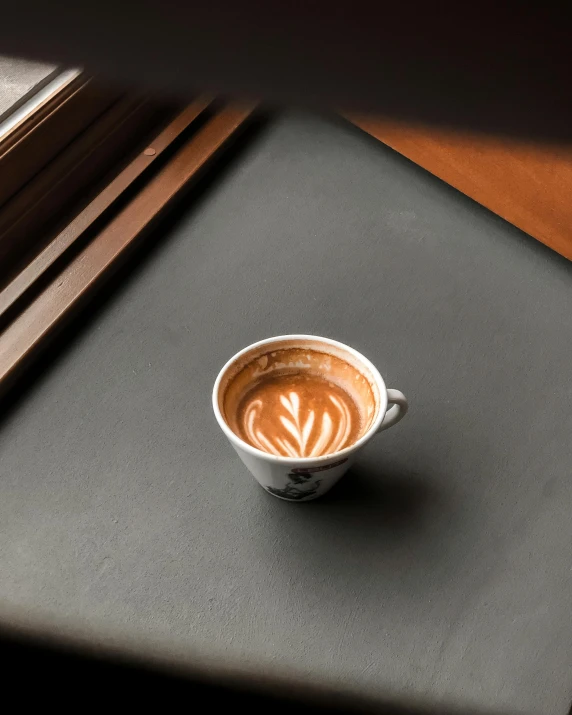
[222, 344, 377, 458]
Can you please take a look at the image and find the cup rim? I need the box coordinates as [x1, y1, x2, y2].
[212, 334, 388, 464]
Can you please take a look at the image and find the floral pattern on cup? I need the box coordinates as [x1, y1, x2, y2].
[264, 471, 322, 500]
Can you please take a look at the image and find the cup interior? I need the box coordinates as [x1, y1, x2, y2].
[216, 336, 383, 459]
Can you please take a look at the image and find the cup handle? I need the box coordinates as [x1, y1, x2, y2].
[377, 389, 408, 433]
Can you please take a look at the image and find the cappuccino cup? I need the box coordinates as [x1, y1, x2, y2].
[212, 335, 408, 502]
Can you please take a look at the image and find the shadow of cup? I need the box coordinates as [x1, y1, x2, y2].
[320, 464, 438, 527]
[256, 458, 458, 598]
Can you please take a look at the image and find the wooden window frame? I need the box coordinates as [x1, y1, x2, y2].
[0, 72, 121, 207]
[0, 71, 184, 281]
[0, 94, 257, 397]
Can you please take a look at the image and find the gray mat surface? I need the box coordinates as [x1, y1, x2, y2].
[1, 112, 571, 715]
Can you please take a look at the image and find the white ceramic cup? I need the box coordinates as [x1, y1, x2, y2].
[212, 335, 408, 502]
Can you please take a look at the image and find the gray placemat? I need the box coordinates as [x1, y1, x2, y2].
[1, 111, 571, 715]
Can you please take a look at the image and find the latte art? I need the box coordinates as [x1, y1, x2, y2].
[221, 343, 377, 460]
[236, 373, 362, 458]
